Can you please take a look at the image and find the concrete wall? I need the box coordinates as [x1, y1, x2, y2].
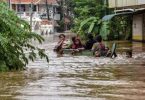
[133, 14, 143, 41]
[138, 0, 145, 4]
[108, 0, 145, 42]
[108, 0, 143, 8]
[25, 5, 30, 12]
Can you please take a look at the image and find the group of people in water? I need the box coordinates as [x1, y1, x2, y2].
[54, 33, 111, 57]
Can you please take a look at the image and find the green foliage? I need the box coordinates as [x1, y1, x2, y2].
[71, 0, 132, 41]
[100, 21, 110, 40]
[79, 17, 102, 34]
[0, 2, 49, 71]
[100, 15, 132, 40]
[57, 20, 65, 32]
[71, 0, 108, 39]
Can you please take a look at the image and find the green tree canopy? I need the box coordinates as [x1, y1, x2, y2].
[0, 3, 48, 71]
[71, 0, 107, 39]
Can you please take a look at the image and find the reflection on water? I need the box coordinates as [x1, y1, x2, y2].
[0, 38, 145, 100]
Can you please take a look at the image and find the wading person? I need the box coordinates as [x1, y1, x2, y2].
[54, 34, 67, 56]
[85, 34, 96, 50]
[70, 36, 84, 55]
[92, 35, 110, 57]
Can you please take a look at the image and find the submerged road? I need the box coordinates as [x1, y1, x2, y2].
[0, 34, 145, 100]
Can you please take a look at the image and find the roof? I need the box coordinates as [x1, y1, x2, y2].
[102, 12, 133, 21]
[35, 0, 57, 5]
[11, 0, 57, 4]
[102, 8, 145, 21]
[11, 0, 38, 4]
[133, 8, 145, 14]
[102, 14, 116, 21]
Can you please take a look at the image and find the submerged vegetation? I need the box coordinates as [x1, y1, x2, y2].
[0, 3, 48, 71]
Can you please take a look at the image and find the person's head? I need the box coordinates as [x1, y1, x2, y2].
[96, 35, 102, 42]
[59, 34, 65, 40]
[126, 50, 132, 58]
[75, 39, 81, 45]
[87, 34, 93, 40]
[72, 36, 76, 43]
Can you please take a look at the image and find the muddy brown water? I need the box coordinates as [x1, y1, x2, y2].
[0, 35, 145, 100]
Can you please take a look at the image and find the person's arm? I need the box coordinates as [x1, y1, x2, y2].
[57, 40, 64, 46]
[62, 40, 70, 49]
[92, 43, 96, 51]
[91, 43, 99, 54]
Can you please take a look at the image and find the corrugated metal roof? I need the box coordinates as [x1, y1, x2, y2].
[102, 12, 133, 21]
[134, 8, 145, 14]
[102, 14, 116, 21]
[102, 9, 145, 21]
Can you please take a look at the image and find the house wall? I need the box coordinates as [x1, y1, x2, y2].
[108, 0, 145, 42]
[12, 4, 16, 11]
[25, 4, 30, 12]
[133, 14, 143, 41]
[37, 4, 46, 14]
[138, 0, 145, 5]
[108, 0, 144, 8]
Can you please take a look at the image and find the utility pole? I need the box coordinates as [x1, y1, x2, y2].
[30, 0, 33, 32]
[45, 0, 50, 20]
[55, 0, 66, 31]
[104, 0, 107, 15]
[51, 3, 55, 33]
[115, 0, 117, 14]
[62, 0, 66, 31]
[65, 0, 68, 31]
[8, 0, 12, 9]
[19, 0, 21, 18]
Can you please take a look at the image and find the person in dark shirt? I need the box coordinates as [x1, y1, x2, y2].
[85, 34, 96, 50]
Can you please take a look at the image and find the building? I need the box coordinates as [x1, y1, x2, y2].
[9, 0, 60, 33]
[109, 0, 145, 9]
[11, 0, 57, 14]
[9, 0, 71, 32]
[107, 0, 145, 42]
[11, 0, 60, 20]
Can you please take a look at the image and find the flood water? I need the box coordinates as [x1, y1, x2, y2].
[0, 35, 145, 100]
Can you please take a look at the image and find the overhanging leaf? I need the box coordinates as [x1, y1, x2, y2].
[79, 17, 96, 31]
[88, 22, 95, 33]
